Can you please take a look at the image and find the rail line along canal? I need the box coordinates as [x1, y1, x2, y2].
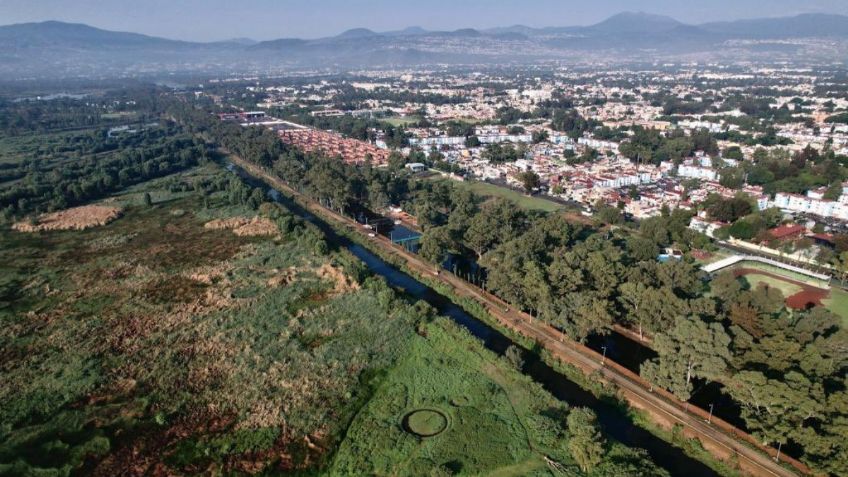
[226, 159, 729, 477]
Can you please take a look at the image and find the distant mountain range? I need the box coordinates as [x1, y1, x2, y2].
[3, 12, 848, 79]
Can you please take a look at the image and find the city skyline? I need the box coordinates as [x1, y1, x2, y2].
[2, 0, 848, 41]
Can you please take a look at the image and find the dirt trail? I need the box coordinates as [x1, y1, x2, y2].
[229, 153, 806, 477]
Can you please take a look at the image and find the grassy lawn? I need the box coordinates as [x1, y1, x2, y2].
[381, 115, 421, 127]
[331, 318, 572, 476]
[823, 288, 848, 325]
[333, 318, 672, 476]
[740, 261, 830, 288]
[427, 176, 566, 213]
[741, 273, 803, 297]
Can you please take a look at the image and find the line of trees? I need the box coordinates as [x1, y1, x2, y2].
[172, 98, 847, 475]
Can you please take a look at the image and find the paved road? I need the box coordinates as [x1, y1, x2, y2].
[229, 154, 805, 477]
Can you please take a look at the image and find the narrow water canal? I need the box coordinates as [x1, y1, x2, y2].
[230, 162, 720, 477]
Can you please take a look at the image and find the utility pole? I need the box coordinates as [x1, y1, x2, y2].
[707, 403, 714, 424]
[601, 346, 607, 366]
[775, 442, 782, 462]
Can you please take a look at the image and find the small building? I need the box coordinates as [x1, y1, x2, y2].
[405, 163, 427, 173]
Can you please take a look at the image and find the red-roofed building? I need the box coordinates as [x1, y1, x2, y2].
[810, 233, 835, 246]
[768, 224, 806, 241]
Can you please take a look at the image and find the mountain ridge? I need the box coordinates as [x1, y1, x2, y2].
[3, 12, 848, 78]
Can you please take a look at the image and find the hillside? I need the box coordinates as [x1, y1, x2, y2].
[2, 12, 848, 78]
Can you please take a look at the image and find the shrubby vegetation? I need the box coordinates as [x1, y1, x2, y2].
[332, 318, 669, 477]
[0, 162, 423, 475]
[1, 93, 683, 476]
[167, 96, 848, 475]
[0, 92, 154, 136]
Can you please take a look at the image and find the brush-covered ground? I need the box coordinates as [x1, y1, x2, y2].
[332, 318, 671, 477]
[0, 158, 669, 476]
[0, 164, 425, 475]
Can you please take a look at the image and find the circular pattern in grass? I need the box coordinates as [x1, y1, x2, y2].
[403, 408, 449, 437]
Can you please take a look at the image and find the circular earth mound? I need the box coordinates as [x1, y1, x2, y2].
[403, 409, 448, 437]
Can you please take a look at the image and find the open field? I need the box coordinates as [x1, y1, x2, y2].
[0, 164, 423, 475]
[733, 260, 830, 288]
[740, 272, 803, 297]
[426, 175, 567, 213]
[331, 318, 568, 476]
[822, 288, 848, 325]
[380, 115, 421, 127]
[733, 266, 841, 316]
[332, 318, 666, 476]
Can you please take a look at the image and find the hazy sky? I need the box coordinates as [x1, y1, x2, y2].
[1, 0, 847, 41]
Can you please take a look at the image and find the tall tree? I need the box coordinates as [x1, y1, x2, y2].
[419, 225, 454, 271]
[516, 170, 541, 195]
[567, 407, 606, 473]
[641, 317, 732, 400]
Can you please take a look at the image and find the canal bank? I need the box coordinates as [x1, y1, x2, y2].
[225, 159, 728, 477]
[223, 152, 804, 477]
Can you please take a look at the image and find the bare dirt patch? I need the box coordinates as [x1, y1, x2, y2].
[13, 205, 122, 232]
[786, 289, 829, 310]
[267, 264, 359, 296]
[204, 216, 278, 237]
[315, 263, 360, 296]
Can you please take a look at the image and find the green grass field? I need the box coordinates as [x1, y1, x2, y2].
[381, 116, 421, 127]
[331, 318, 669, 477]
[741, 273, 803, 297]
[733, 262, 848, 322]
[737, 261, 829, 288]
[427, 176, 566, 213]
[331, 318, 573, 476]
[823, 288, 848, 325]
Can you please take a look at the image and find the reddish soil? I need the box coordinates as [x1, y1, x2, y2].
[733, 267, 830, 310]
[690, 249, 713, 261]
[785, 288, 829, 309]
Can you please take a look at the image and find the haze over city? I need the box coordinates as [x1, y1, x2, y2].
[1, 0, 848, 40]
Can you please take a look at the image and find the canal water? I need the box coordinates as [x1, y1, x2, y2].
[229, 162, 720, 477]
